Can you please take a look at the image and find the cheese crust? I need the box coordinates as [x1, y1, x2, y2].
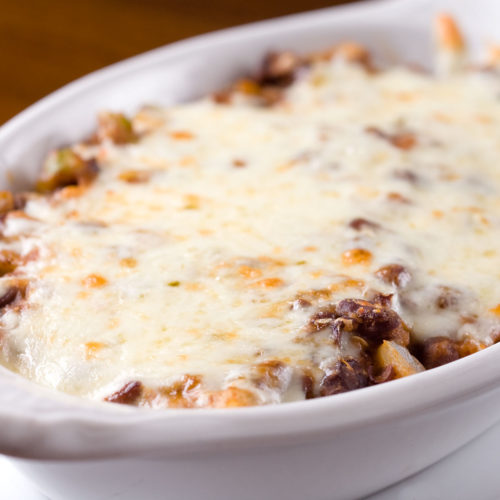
[1, 19, 500, 408]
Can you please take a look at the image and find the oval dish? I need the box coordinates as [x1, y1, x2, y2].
[1, 0, 500, 498]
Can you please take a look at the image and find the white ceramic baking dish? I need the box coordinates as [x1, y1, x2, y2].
[0, 0, 499, 498]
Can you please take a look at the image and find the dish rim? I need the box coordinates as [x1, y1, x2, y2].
[0, 0, 499, 460]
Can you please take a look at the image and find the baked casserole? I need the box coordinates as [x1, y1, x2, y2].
[0, 15, 499, 409]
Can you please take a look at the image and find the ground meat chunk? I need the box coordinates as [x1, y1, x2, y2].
[104, 381, 143, 405]
[330, 317, 358, 345]
[319, 357, 370, 396]
[302, 373, 315, 399]
[307, 304, 337, 332]
[370, 364, 396, 384]
[336, 299, 409, 346]
[419, 336, 460, 369]
[259, 51, 302, 87]
[0, 280, 27, 311]
[306, 298, 409, 346]
[0, 287, 20, 309]
[367, 291, 394, 308]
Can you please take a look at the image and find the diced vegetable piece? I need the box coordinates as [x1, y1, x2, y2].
[434, 14, 466, 75]
[36, 149, 97, 193]
[375, 340, 424, 378]
[435, 14, 465, 52]
[97, 112, 138, 144]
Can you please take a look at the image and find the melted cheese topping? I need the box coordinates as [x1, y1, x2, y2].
[2, 58, 500, 407]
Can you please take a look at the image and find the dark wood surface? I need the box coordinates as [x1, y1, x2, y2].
[0, 0, 359, 125]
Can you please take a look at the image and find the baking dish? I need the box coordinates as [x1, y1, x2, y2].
[1, 0, 500, 498]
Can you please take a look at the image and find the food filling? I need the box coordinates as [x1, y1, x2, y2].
[0, 16, 499, 408]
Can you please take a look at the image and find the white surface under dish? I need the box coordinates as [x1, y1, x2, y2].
[3, 419, 500, 500]
[0, 0, 500, 499]
[370, 423, 500, 499]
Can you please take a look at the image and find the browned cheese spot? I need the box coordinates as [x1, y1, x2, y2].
[118, 170, 152, 184]
[232, 159, 247, 168]
[120, 257, 137, 268]
[252, 277, 284, 288]
[386, 192, 411, 204]
[82, 274, 108, 288]
[170, 130, 194, 140]
[341, 248, 372, 266]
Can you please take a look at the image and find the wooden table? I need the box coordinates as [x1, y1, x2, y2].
[0, 0, 357, 124]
